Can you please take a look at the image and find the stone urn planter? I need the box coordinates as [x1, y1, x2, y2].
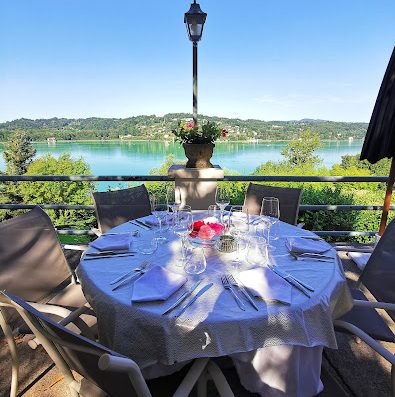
[183, 143, 214, 168]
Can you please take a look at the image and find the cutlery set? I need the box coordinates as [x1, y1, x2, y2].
[129, 219, 151, 230]
[221, 274, 259, 311]
[110, 261, 151, 291]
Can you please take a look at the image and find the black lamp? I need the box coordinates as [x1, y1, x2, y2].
[184, 1, 207, 126]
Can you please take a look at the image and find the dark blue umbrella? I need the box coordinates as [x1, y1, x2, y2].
[360, 46, 395, 234]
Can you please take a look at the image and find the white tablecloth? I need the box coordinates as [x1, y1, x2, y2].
[77, 215, 352, 397]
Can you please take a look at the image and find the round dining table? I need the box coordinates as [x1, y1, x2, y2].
[76, 213, 353, 397]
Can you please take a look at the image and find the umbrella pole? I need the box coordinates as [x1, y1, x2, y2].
[379, 157, 395, 235]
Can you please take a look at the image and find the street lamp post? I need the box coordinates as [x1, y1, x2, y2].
[184, 1, 207, 127]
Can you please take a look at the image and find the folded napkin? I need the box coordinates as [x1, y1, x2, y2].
[348, 252, 371, 271]
[286, 237, 331, 254]
[90, 233, 133, 251]
[131, 266, 187, 302]
[140, 214, 173, 226]
[237, 267, 292, 304]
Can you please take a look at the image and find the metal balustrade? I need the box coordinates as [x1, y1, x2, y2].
[0, 174, 391, 237]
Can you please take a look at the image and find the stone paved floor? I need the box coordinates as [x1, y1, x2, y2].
[0, 248, 394, 396]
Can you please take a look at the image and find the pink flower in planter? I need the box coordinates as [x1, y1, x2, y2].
[221, 129, 229, 137]
[187, 123, 194, 129]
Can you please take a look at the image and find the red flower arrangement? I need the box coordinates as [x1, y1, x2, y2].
[190, 219, 225, 240]
[171, 121, 230, 144]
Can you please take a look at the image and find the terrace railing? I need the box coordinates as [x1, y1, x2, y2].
[0, 174, 392, 238]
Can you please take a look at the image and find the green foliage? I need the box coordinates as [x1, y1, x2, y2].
[3, 131, 36, 174]
[281, 129, 322, 167]
[19, 153, 95, 228]
[0, 115, 368, 142]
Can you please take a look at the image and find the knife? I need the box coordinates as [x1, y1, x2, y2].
[85, 250, 134, 256]
[174, 283, 213, 318]
[132, 219, 151, 230]
[84, 253, 135, 260]
[162, 280, 202, 315]
[234, 277, 259, 311]
[268, 266, 311, 297]
[268, 266, 314, 292]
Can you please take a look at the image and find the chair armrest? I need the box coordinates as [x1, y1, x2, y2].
[334, 247, 374, 253]
[296, 223, 304, 229]
[99, 354, 152, 397]
[28, 302, 95, 340]
[91, 228, 102, 237]
[352, 299, 395, 311]
[62, 244, 89, 251]
[334, 320, 395, 365]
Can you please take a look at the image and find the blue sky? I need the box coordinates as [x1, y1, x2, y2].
[1, 0, 394, 123]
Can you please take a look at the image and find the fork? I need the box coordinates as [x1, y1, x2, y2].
[227, 274, 259, 311]
[221, 275, 246, 311]
[110, 261, 150, 285]
[111, 261, 150, 291]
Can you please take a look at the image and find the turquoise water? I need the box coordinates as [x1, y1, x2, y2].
[0, 140, 363, 190]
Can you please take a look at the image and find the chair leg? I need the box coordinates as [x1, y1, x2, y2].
[0, 308, 19, 397]
[197, 372, 207, 397]
[206, 361, 235, 397]
[172, 358, 209, 397]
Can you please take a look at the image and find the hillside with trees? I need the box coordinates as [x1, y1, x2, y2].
[0, 114, 368, 142]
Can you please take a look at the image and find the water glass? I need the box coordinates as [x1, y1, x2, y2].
[133, 232, 158, 255]
[246, 236, 268, 266]
[228, 206, 249, 234]
[184, 246, 207, 275]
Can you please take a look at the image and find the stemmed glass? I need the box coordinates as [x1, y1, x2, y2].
[173, 209, 193, 267]
[151, 197, 169, 244]
[228, 206, 249, 266]
[260, 197, 280, 250]
[215, 185, 230, 224]
[166, 186, 181, 228]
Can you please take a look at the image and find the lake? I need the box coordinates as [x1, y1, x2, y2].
[0, 140, 363, 190]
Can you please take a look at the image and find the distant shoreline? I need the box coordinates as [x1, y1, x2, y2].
[0, 138, 364, 145]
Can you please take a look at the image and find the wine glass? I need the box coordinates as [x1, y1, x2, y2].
[166, 186, 181, 228]
[173, 209, 193, 267]
[260, 197, 280, 249]
[152, 201, 169, 244]
[215, 185, 230, 224]
[228, 206, 249, 266]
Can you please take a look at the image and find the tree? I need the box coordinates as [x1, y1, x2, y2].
[281, 129, 322, 167]
[3, 131, 36, 174]
[19, 153, 95, 228]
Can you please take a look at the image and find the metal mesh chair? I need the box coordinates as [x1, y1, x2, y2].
[0, 206, 96, 397]
[0, 291, 235, 397]
[243, 183, 302, 225]
[335, 217, 395, 395]
[92, 185, 152, 233]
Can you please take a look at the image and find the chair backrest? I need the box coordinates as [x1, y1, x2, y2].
[0, 291, 144, 397]
[0, 206, 71, 306]
[243, 183, 302, 225]
[92, 185, 152, 233]
[360, 218, 395, 322]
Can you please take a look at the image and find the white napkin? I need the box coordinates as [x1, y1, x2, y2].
[286, 237, 331, 254]
[90, 233, 133, 251]
[237, 267, 292, 304]
[140, 214, 173, 226]
[348, 252, 371, 271]
[131, 266, 187, 302]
